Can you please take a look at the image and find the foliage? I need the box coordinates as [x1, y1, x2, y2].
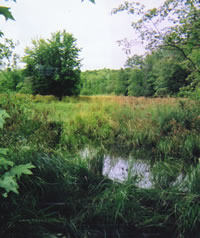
[1, 0, 200, 234]
[0, 108, 35, 198]
[0, 0, 16, 37]
[0, 38, 19, 70]
[30, 95, 200, 166]
[0, 93, 63, 150]
[81, 68, 129, 96]
[127, 68, 145, 96]
[0, 109, 9, 128]
[113, 0, 200, 96]
[0, 68, 25, 93]
[23, 30, 81, 99]
[80, 49, 191, 97]
[113, 0, 200, 60]
[0, 6, 14, 21]
[114, 68, 129, 95]
[0, 94, 199, 236]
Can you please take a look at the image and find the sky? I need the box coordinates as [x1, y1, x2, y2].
[1, 0, 164, 70]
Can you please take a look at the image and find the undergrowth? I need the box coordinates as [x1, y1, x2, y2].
[0, 93, 199, 237]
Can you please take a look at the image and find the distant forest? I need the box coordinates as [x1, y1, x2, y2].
[80, 48, 195, 97]
[0, 0, 200, 99]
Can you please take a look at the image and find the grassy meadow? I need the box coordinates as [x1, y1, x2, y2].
[0, 93, 200, 237]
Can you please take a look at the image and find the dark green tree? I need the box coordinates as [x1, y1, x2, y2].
[125, 55, 144, 69]
[152, 51, 189, 96]
[81, 69, 130, 96]
[23, 30, 81, 99]
[113, 0, 200, 71]
[113, 0, 200, 96]
[114, 68, 129, 95]
[125, 54, 156, 97]
[128, 69, 145, 96]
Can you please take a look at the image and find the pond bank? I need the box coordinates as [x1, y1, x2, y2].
[0, 94, 199, 237]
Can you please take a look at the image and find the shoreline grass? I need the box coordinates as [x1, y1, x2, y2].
[0, 93, 199, 237]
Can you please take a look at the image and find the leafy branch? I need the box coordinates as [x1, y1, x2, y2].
[113, 0, 200, 72]
[0, 109, 35, 198]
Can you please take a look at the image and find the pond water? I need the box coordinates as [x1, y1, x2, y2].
[81, 147, 190, 190]
[102, 154, 153, 188]
[80, 148, 195, 192]
[81, 147, 154, 188]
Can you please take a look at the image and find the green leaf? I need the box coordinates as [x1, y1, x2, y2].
[0, 6, 15, 20]
[6, 163, 35, 179]
[0, 175, 19, 195]
[0, 163, 35, 197]
[0, 148, 9, 156]
[0, 110, 10, 129]
[0, 157, 14, 170]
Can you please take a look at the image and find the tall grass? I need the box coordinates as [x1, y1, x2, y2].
[0, 93, 200, 237]
[29, 95, 200, 165]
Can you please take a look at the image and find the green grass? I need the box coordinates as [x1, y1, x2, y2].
[0, 93, 200, 237]
[30, 95, 200, 164]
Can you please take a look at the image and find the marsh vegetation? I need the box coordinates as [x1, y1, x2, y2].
[0, 94, 200, 237]
[0, 0, 200, 237]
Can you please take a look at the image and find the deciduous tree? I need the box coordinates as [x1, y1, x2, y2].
[23, 30, 81, 99]
[113, 0, 200, 71]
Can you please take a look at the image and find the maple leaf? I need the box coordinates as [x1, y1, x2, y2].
[0, 6, 15, 21]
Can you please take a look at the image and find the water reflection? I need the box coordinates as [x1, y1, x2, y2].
[102, 155, 153, 188]
[80, 147, 188, 190]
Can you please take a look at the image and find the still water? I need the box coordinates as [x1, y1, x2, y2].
[81, 147, 154, 188]
[81, 147, 188, 190]
[102, 154, 153, 188]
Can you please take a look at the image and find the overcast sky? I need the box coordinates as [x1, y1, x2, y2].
[1, 0, 164, 70]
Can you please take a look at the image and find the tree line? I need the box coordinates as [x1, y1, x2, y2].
[80, 48, 190, 97]
[0, 0, 200, 98]
[82, 0, 200, 97]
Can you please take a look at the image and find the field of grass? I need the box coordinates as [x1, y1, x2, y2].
[0, 93, 200, 237]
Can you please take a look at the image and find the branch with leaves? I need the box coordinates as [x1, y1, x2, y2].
[0, 110, 35, 198]
[0, 0, 16, 20]
[0, 0, 16, 37]
[113, 0, 200, 72]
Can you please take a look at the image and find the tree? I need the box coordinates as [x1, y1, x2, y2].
[114, 68, 129, 95]
[113, 0, 200, 95]
[125, 55, 144, 69]
[0, 38, 18, 70]
[128, 68, 145, 96]
[23, 30, 81, 99]
[152, 51, 189, 96]
[113, 0, 200, 69]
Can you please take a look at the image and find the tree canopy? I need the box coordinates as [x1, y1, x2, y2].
[112, 0, 200, 96]
[113, 0, 200, 68]
[23, 30, 81, 99]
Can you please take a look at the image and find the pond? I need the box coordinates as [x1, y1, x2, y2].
[81, 147, 191, 190]
[81, 147, 153, 187]
[102, 154, 153, 188]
